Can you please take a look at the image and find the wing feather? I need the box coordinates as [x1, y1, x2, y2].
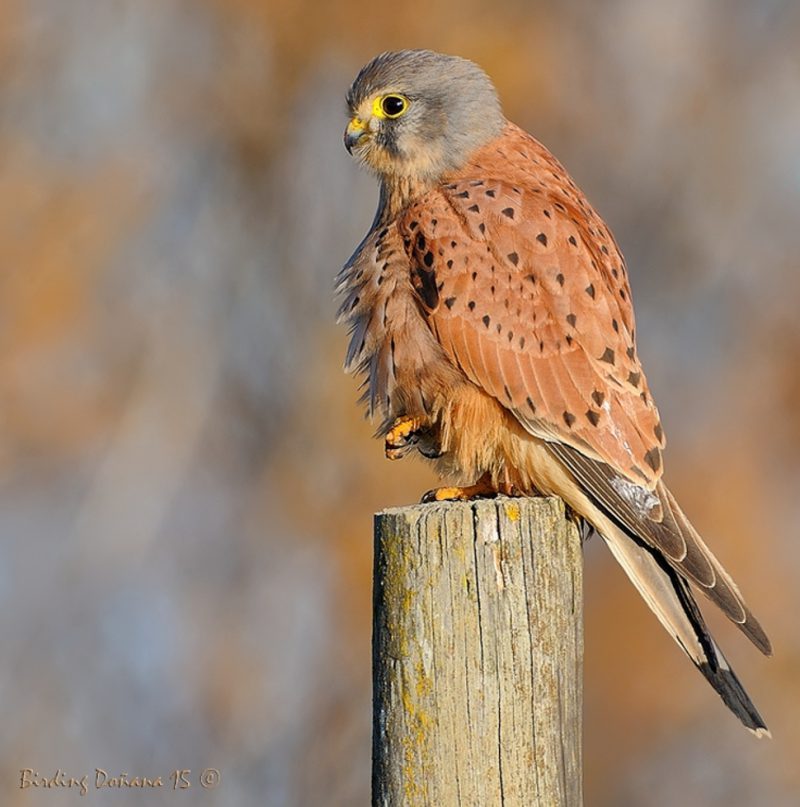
[396, 134, 769, 656]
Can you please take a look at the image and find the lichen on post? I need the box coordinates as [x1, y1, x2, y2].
[372, 496, 583, 807]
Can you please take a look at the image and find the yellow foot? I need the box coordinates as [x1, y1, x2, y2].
[421, 474, 519, 503]
[385, 416, 425, 460]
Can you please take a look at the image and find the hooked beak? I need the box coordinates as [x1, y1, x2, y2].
[344, 117, 368, 154]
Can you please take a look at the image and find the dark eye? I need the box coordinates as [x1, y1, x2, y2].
[381, 94, 408, 118]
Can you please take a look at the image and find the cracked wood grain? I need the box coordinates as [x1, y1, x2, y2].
[372, 497, 583, 807]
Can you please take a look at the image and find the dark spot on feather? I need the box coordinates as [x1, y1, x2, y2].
[446, 259, 453, 268]
[377, 275, 383, 285]
[490, 285, 495, 295]
[468, 300, 476, 311]
[600, 347, 615, 364]
[502, 207, 515, 218]
[654, 423, 663, 441]
[414, 266, 439, 310]
[416, 233, 426, 251]
[585, 284, 596, 299]
[644, 448, 661, 472]
[568, 235, 577, 246]
[631, 465, 650, 483]
[586, 409, 600, 426]
[472, 271, 478, 281]
[556, 273, 565, 286]
[592, 390, 605, 407]
[563, 411, 576, 428]
[455, 190, 469, 198]
[601, 245, 609, 255]
[507, 251, 519, 265]
[612, 267, 619, 278]
[482, 315, 491, 328]
[479, 222, 486, 234]
[504, 385, 513, 401]
[626, 346, 635, 359]
[423, 251, 434, 267]
[620, 289, 627, 300]
[485, 189, 496, 197]
[627, 371, 641, 387]
[526, 273, 536, 285]
[437, 281, 444, 291]
[496, 323, 502, 333]
[526, 396, 536, 413]
[612, 318, 619, 333]
[409, 221, 418, 231]
[468, 204, 480, 213]
[519, 336, 526, 349]
[507, 331, 514, 342]
[566, 313, 577, 327]
[431, 218, 437, 227]
[444, 296, 456, 309]
[543, 209, 551, 218]
[537, 233, 548, 246]
[539, 340, 545, 353]
[565, 334, 574, 346]
[554, 202, 565, 211]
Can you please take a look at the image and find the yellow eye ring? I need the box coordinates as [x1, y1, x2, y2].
[374, 94, 409, 119]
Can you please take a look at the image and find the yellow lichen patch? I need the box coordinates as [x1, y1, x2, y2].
[381, 529, 413, 657]
[415, 660, 433, 699]
[401, 672, 433, 802]
[505, 501, 521, 522]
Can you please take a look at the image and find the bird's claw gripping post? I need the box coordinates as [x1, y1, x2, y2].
[421, 473, 519, 503]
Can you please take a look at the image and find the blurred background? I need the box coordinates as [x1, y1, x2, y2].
[1, 0, 799, 804]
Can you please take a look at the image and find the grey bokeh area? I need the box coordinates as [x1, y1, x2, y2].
[1, 1, 799, 805]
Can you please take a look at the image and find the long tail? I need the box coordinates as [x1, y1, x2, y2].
[600, 521, 769, 736]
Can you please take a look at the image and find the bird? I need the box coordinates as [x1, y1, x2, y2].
[337, 49, 771, 735]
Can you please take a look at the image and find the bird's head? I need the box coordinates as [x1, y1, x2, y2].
[344, 50, 504, 184]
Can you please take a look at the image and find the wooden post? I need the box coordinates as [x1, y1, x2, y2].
[372, 496, 583, 807]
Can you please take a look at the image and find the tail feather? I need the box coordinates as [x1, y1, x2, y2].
[601, 522, 770, 736]
[547, 442, 772, 655]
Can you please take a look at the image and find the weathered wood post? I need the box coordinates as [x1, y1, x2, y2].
[372, 496, 583, 807]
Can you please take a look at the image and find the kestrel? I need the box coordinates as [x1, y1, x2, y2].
[338, 50, 770, 735]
